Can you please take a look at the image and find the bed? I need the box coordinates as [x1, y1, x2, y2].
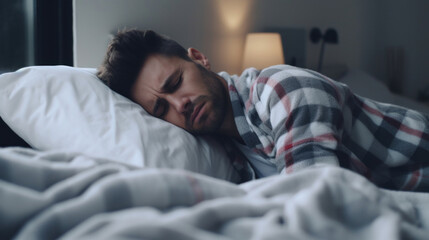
[338, 69, 429, 115]
[1, 65, 429, 239]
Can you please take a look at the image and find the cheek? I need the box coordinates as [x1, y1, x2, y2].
[185, 70, 209, 93]
[165, 111, 186, 128]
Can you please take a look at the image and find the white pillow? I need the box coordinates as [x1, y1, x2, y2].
[0, 66, 240, 182]
[340, 69, 429, 115]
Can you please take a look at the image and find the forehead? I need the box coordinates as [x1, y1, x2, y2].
[131, 54, 182, 108]
[137, 54, 180, 87]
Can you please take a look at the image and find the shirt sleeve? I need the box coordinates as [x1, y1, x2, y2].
[251, 68, 345, 174]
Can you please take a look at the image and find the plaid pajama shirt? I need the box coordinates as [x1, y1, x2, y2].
[219, 65, 429, 191]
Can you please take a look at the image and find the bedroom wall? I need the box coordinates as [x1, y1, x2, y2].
[248, 0, 378, 76]
[73, 0, 374, 74]
[73, 0, 253, 74]
[73, 0, 428, 99]
[375, 0, 429, 98]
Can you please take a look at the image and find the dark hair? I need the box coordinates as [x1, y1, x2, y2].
[97, 29, 190, 98]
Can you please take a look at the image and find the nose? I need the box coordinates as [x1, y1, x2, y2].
[166, 95, 192, 115]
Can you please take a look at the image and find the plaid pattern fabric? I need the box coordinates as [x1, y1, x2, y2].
[220, 65, 429, 191]
[220, 136, 256, 182]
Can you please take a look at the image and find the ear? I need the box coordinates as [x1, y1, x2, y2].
[187, 48, 211, 70]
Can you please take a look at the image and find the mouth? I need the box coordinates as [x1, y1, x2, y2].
[190, 102, 205, 125]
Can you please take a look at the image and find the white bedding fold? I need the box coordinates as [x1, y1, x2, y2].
[1, 147, 428, 240]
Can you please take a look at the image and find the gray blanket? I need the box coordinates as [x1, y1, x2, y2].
[1, 147, 429, 239]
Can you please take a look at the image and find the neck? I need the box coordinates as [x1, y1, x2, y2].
[220, 102, 243, 143]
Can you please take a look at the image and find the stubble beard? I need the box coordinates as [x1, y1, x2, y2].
[186, 65, 228, 135]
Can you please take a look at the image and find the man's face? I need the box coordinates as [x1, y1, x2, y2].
[131, 53, 228, 134]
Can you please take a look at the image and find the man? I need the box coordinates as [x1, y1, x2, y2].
[98, 29, 429, 191]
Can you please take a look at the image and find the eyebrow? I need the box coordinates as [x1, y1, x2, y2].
[160, 69, 181, 93]
[152, 69, 180, 115]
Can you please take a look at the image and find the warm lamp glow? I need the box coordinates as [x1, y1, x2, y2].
[242, 33, 284, 70]
[216, 0, 251, 31]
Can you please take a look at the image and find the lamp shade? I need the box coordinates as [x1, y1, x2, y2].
[242, 32, 284, 70]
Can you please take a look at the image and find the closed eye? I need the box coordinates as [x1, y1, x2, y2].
[166, 72, 183, 93]
[153, 98, 168, 118]
[173, 73, 183, 90]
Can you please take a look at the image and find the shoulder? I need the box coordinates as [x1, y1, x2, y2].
[257, 65, 331, 90]
[253, 65, 347, 107]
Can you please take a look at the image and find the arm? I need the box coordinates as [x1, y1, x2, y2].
[251, 68, 345, 174]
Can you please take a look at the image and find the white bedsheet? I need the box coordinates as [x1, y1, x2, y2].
[1, 147, 429, 239]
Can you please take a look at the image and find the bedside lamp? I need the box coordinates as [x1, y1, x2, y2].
[242, 32, 284, 70]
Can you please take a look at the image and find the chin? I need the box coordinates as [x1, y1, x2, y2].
[187, 107, 225, 134]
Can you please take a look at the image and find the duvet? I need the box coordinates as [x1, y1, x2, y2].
[1, 147, 429, 240]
